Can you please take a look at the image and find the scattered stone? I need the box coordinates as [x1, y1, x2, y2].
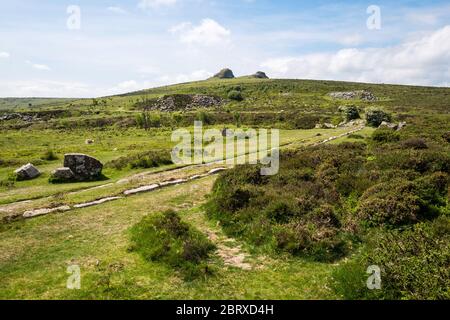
[64, 153, 103, 180]
[378, 121, 407, 131]
[23, 205, 70, 218]
[208, 168, 227, 174]
[379, 121, 398, 129]
[159, 179, 187, 187]
[329, 90, 377, 101]
[252, 71, 269, 79]
[74, 197, 122, 209]
[14, 163, 40, 180]
[316, 123, 337, 129]
[397, 121, 407, 131]
[221, 128, 234, 137]
[147, 94, 223, 112]
[52, 167, 75, 180]
[212, 68, 235, 79]
[189, 174, 208, 180]
[124, 184, 159, 196]
[0, 113, 39, 122]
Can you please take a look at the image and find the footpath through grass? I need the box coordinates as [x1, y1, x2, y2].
[0, 176, 336, 299]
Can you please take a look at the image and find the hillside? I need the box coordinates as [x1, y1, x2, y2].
[0, 76, 449, 300]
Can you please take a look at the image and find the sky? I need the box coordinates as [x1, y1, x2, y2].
[0, 0, 449, 97]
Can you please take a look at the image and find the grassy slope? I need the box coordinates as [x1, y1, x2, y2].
[0, 177, 335, 299]
[0, 77, 449, 299]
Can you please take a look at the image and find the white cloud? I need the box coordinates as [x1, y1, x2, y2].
[170, 19, 231, 46]
[138, 0, 177, 9]
[25, 60, 51, 71]
[261, 25, 450, 86]
[32, 64, 51, 71]
[105, 70, 212, 95]
[0, 52, 10, 58]
[107, 6, 127, 14]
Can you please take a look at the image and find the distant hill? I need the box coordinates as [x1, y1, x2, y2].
[0, 97, 76, 111]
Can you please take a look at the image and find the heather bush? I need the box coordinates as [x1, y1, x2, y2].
[129, 210, 216, 280]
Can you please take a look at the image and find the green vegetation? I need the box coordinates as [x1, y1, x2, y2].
[0, 77, 449, 300]
[130, 210, 216, 280]
[366, 108, 391, 127]
[227, 90, 244, 101]
[205, 114, 449, 298]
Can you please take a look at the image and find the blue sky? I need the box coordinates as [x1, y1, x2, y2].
[0, 0, 449, 97]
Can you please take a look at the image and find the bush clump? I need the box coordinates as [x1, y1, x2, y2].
[129, 210, 216, 280]
[332, 217, 450, 300]
[227, 90, 244, 101]
[357, 173, 447, 227]
[339, 105, 361, 121]
[366, 108, 391, 127]
[371, 128, 400, 143]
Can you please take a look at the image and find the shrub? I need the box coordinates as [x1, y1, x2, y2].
[290, 115, 320, 129]
[196, 111, 214, 125]
[401, 138, 428, 150]
[371, 128, 400, 143]
[366, 108, 391, 127]
[228, 90, 243, 101]
[339, 105, 360, 121]
[357, 174, 447, 227]
[332, 217, 450, 300]
[129, 210, 216, 280]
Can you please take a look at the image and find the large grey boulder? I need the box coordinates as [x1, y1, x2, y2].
[52, 167, 75, 180]
[64, 153, 103, 180]
[14, 163, 40, 180]
[213, 68, 235, 79]
[252, 71, 269, 79]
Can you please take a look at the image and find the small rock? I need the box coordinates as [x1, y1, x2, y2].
[85, 139, 94, 145]
[252, 71, 269, 79]
[323, 123, 337, 129]
[397, 121, 407, 131]
[379, 121, 398, 130]
[52, 167, 75, 180]
[23, 205, 71, 218]
[124, 184, 159, 196]
[14, 163, 40, 180]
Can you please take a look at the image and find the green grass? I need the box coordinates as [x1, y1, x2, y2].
[0, 77, 449, 300]
[0, 177, 336, 299]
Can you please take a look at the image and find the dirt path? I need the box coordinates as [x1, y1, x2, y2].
[206, 229, 253, 270]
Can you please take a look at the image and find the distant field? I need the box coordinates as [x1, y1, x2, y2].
[0, 97, 78, 111]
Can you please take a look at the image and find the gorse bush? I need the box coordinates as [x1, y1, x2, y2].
[332, 217, 450, 300]
[371, 128, 400, 143]
[129, 210, 216, 280]
[356, 173, 447, 227]
[366, 108, 391, 127]
[228, 90, 244, 101]
[206, 129, 449, 267]
[339, 105, 360, 121]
